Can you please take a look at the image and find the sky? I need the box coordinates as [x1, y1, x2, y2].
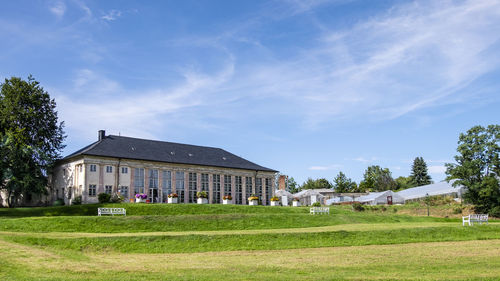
[1, 0, 499, 185]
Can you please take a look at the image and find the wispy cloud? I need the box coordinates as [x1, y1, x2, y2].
[101, 10, 122, 21]
[49, 1, 66, 18]
[349, 157, 378, 163]
[308, 164, 342, 171]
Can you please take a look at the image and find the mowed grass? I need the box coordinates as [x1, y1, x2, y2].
[0, 203, 499, 280]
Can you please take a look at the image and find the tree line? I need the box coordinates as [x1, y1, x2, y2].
[283, 156, 433, 194]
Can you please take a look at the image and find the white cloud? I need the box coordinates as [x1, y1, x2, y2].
[350, 157, 377, 163]
[308, 164, 342, 171]
[428, 165, 447, 174]
[101, 10, 122, 21]
[49, 1, 66, 18]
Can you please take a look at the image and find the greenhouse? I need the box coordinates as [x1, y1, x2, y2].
[293, 189, 325, 206]
[356, 190, 405, 205]
[396, 180, 464, 202]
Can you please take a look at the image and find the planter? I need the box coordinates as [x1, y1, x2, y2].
[270, 201, 279, 206]
[197, 198, 208, 204]
[168, 197, 178, 204]
[248, 200, 258, 206]
[135, 198, 145, 203]
[292, 201, 300, 207]
[223, 199, 232, 205]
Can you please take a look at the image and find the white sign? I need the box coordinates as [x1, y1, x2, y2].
[281, 195, 288, 206]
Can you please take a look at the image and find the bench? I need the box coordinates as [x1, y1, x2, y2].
[462, 214, 488, 226]
[98, 208, 126, 216]
[310, 207, 329, 215]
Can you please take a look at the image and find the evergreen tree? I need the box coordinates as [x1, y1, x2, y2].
[409, 157, 433, 186]
[0, 76, 65, 207]
[333, 171, 357, 193]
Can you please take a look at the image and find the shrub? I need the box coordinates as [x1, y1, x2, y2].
[270, 196, 280, 202]
[392, 208, 398, 213]
[110, 194, 124, 203]
[98, 193, 111, 203]
[352, 202, 364, 212]
[72, 196, 82, 205]
[135, 194, 147, 199]
[168, 193, 178, 198]
[223, 195, 232, 200]
[453, 207, 463, 214]
[381, 206, 387, 212]
[292, 197, 300, 202]
[53, 198, 65, 206]
[197, 191, 208, 198]
[312, 202, 321, 207]
[248, 196, 259, 201]
[490, 206, 500, 218]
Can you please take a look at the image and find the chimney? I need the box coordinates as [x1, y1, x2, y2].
[98, 130, 106, 141]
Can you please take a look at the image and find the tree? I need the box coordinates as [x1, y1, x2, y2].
[301, 178, 333, 190]
[286, 177, 300, 193]
[0, 76, 65, 207]
[446, 125, 500, 213]
[332, 171, 357, 193]
[409, 157, 433, 186]
[359, 165, 396, 192]
[394, 176, 413, 190]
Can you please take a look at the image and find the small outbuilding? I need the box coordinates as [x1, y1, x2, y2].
[396, 180, 463, 202]
[293, 189, 326, 206]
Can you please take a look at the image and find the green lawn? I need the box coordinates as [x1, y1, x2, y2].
[0, 203, 498, 280]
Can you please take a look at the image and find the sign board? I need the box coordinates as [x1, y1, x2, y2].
[281, 195, 288, 206]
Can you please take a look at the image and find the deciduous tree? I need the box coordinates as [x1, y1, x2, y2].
[359, 165, 396, 192]
[446, 125, 500, 214]
[0, 76, 65, 207]
[333, 171, 357, 193]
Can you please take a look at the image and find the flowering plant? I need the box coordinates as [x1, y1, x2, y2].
[223, 195, 232, 200]
[292, 197, 300, 202]
[270, 196, 280, 201]
[248, 196, 259, 201]
[135, 193, 147, 199]
[168, 193, 178, 198]
[197, 191, 208, 198]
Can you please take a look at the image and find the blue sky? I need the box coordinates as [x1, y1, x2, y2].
[1, 0, 499, 185]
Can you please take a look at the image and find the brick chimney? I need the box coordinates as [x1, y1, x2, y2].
[98, 130, 105, 141]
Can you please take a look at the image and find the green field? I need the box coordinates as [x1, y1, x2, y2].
[0, 203, 499, 280]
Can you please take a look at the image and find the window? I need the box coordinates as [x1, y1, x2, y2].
[121, 167, 128, 174]
[106, 166, 113, 173]
[79, 165, 82, 173]
[120, 186, 129, 199]
[134, 168, 144, 194]
[89, 184, 96, 197]
[162, 171, 172, 202]
[90, 164, 97, 172]
[201, 174, 209, 192]
[175, 171, 185, 202]
[212, 174, 221, 204]
[256, 178, 263, 201]
[188, 172, 197, 203]
[265, 178, 272, 205]
[105, 185, 112, 194]
[245, 177, 253, 198]
[224, 175, 232, 197]
[235, 176, 242, 204]
[149, 169, 158, 189]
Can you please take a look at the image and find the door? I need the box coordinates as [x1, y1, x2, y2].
[387, 196, 393, 205]
[149, 188, 159, 203]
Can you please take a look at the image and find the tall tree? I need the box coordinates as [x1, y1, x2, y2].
[0, 76, 65, 207]
[409, 157, 432, 186]
[301, 178, 333, 190]
[286, 177, 300, 193]
[394, 176, 413, 190]
[359, 165, 396, 192]
[332, 171, 357, 193]
[446, 125, 500, 214]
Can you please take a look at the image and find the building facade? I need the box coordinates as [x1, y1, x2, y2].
[52, 131, 277, 205]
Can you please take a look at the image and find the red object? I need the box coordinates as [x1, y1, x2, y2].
[387, 196, 393, 205]
[146, 199, 150, 203]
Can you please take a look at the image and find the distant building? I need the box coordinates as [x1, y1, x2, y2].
[396, 180, 464, 202]
[51, 130, 277, 205]
[356, 190, 405, 205]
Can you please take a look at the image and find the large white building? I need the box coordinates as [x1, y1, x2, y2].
[51, 131, 277, 205]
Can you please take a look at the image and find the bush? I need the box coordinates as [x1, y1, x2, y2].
[98, 193, 111, 203]
[197, 191, 208, 198]
[312, 202, 321, 207]
[381, 206, 387, 212]
[110, 194, 123, 203]
[393, 208, 398, 213]
[453, 207, 463, 214]
[352, 202, 364, 212]
[53, 198, 65, 206]
[490, 206, 500, 218]
[72, 196, 82, 205]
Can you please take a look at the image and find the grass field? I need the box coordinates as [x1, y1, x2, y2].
[0, 203, 499, 280]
